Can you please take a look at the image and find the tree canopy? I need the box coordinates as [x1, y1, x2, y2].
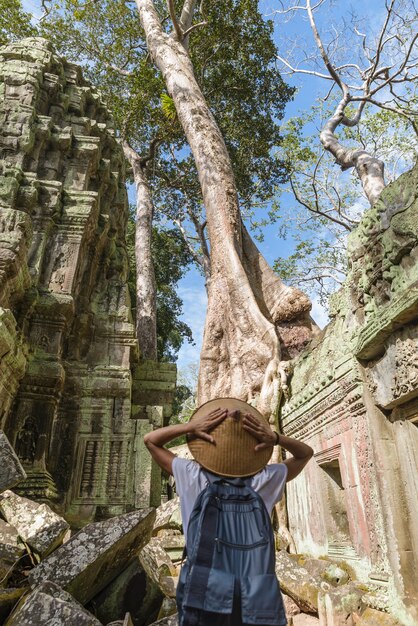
[39, 0, 295, 274]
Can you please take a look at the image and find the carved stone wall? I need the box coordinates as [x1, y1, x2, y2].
[0, 38, 176, 525]
[282, 163, 418, 625]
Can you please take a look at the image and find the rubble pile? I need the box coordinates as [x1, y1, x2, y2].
[0, 432, 400, 625]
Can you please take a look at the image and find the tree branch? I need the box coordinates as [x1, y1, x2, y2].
[167, 0, 183, 40]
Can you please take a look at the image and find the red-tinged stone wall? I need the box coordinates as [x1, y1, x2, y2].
[281, 163, 418, 625]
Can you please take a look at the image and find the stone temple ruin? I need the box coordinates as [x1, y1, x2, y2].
[283, 163, 418, 625]
[0, 37, 417, 626]
[0, 37, 175, 527]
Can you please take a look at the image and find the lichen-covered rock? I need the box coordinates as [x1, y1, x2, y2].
[0, 490, 69, 557]
[275, 550, 319, 612]
[0, 518, 25, 583]
[0, 432, 26, 493]
[29, 508, 155, 604]
[4, 581, 102, 625]
[156, 530, 185, 562]
[317, 584, 365, 625]
[157, 597, 177, 620]
[356, 608, 400, 625]
[153, 498, 182, 534]
[282, 592, 301, 618]
[295, 556, 350, 587]
[159, 576, 178, 599]
[290, 615, 320, 626]
[139, 537, 177, 588]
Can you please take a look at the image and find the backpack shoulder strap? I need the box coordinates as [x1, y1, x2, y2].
[183, 480, 220, 609]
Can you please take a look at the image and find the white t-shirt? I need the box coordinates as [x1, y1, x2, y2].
[172, 457, 288, 540]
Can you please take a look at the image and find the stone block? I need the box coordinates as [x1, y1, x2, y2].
[157, 597, 177, 620]
[29, 508, 156, 604]
[317, 584, 365, 625]
[4, 581, 102, 626]
[290, 616, 320, 626]
[159, 576, 178, 598]
[0, 490, 69, 557]
[275, 550, 320, 613]
[282, 592, 301, 617]
[297, 557, 350, 587]
[157, 531, 185, 562]
[153, 497, 182, 534]
[0, 432, 26, 493]
[140, 537, 177, 577]
[356, 608, 400, 625]
[0, 519, 25, 583]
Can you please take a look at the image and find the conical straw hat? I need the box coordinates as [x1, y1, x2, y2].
[187, 397, 273, 477]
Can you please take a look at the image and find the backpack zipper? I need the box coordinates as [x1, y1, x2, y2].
[215, 537, 268, 552]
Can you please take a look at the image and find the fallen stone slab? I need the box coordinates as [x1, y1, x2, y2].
[157, 530, 185, 562]
[29, 508, 156, 604]
[157, 597, 177, 620]
[0, 432, 26, 493]
[296, 556, 350, 587]
[153, 498, 182, 534]
[356, 608, 400, 625]
[159, 576, 178, 599]
[139, 537, 177, 588]
[290, 615, 320, 626]
[0, 519, 25, 583]
[0, 490, 69, 557]
[318, 584, 365, 625]
[282, 592, 301, 618]
[0, 588, 26, 624]
[275, 550, 320, 613]
[4, 581, 102, 626]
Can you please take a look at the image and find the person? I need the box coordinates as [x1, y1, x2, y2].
[144, 398, 314, 626]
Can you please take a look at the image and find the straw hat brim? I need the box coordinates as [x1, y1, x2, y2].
[187, 397, 273, 477]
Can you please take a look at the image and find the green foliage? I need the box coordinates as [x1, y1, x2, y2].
[189, 0, 295, 208]
[160, 93, 177, 121]
[126, 213, 194, 361]
[39, 0, 294, 245]
[0, 0, 37, 45]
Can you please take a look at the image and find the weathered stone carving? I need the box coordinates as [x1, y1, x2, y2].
[282, 163, 418, 625]
[4, 581, 102, 626]
[0, 38, 176, 524]
[0, 490, 69, 557]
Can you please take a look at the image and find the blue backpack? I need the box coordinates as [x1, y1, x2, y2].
[176, 472, 287, 625]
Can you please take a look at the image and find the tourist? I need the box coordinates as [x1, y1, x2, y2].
[144, 398, 314, 625]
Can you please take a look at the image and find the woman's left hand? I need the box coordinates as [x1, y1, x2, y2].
[242, 412, 276, 451]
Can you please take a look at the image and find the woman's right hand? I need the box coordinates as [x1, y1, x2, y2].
[189, 408, 228, 443]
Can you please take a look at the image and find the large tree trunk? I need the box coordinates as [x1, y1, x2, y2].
[137, 0, 316, 405]
[123, 142, 158, 361]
